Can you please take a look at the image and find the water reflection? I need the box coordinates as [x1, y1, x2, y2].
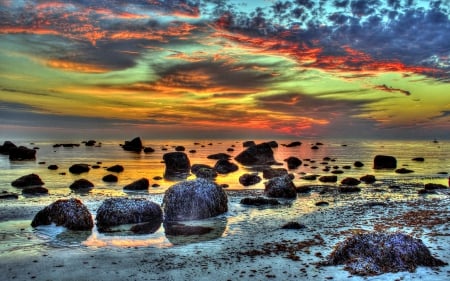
[164, 217, 227, 246]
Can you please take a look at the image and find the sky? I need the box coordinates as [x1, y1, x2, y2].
[0, 0, 449, 140]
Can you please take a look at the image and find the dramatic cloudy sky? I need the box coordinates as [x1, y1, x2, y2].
[0, 0, 449, 140]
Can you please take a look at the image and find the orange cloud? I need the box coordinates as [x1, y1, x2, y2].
[46, 59, 111, 73]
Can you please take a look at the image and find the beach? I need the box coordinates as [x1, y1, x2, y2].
[1, 139, 449, 280]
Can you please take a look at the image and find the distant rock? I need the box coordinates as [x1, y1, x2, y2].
[285, 141, 302, 148]
[143, 147, 155, 153]
[162, 178, 228, 221]
[11, 174, 44, 188]
[22, 186, 48, 196]
[234, 142, 275, 166]
[191, 164, 218, 179]
[300, 175, 318, 180]
[47, 164, 58, 170]
[240, 197, 280, 206]
[123, 178, 150, 191]
[311, 145, 319, 150]
[373, 155, 397, 169]
[0, 191, 19, 200]
[264, 175, 297, 199]
[106, 164, 124, 173]
[395, 168, 414, 174]
[318, 175, 338, 183]
[96, 198, 162, 232]
[424, 183, 447, 190]
[262, 168, 288, 179]
[70, 179, 94, 192]
[360, 174, 376, 184]
[207, 153, 232, 160]
[9, 146, 36, 161]
[175, 146, 185, 152]
[285, 156, 302, 169]
[214, 159, 238, 174]
[243, 141, 256, 147]
[266, 141, 278, 148]
[102, 174, 118, 182]
[239, 173, 262, 186]
[69, 164, 90, 174]
[84, 140, 96, 146]
[121, 137, 143, 152]
[281, 222, 306, 229]
[412, 157, 425, 162]
[31, 198, 93, 230]
[341, 177, 361, 186]
[163, 152, 191, 180]
[0, 140, 17, 154]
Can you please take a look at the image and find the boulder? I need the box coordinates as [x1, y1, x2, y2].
[322, 232, 447, 276]
[191, 164, 217, 179]
[373, 155, 397, 169]
[234, 142, 275, 166]
[85, 140, 96, 146]
[96, 198, 162, 232]
[214, 159, 238, 174]
[318, 175, 338, 183]
[106, 164, 124, 173]
[31, 198, 93, 230]
[341, 177, 361, 186]
[163, 152, 191, 180]
[70, 179, 94, 192]
[103, 174, 118, 182]
[360, 175, 376, 184]
[162, 178, 228, 221]
[262, 168, 288, 179]
[285, 157, 302, 169]
[0, 140, 17, 154]
[11, 173, 44, 187]
[69, 164, 90, 174]
[296, 186, 312, 193]
[122, 137, 143, 152]
[123, 178, 150, 191]
[264, 175, 297, 199]
[9, 146, 36, 161]
[240, 197, 280, 206]
[239, 173, 262, 186]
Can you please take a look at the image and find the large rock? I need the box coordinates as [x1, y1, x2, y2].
[239, 173, 262, 186]
[69, 179, 94, 192]
[322, 232, 447, 276]
[163, 152, 191, 180]
[31, 198, 93, 230]
[0, 141, 17, 154]
[9, 146, 36, 161]
[234, 142, 276, 166]
[264, 175, 297, 198]
[214, 159, 238, 174]
[123, 178, 149, 191]
[69, 164, 90, 174]
[162, 178, 228, 221]
[373, 155, 397, 169]
[96, 198, 162, 232]
[121, 137, 143, 152]
[11, 174, 44, 187]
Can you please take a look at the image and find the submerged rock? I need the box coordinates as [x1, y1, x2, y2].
[96, 198, 162, 232]
[22, 186, 49, 195]
[318, 175, 338, 183]
[395, 168, 414, 174]
[121, 137, 143, 152]
[341, 177, 361, 186]
[264, 175, 297, 199]
[11, 173, 44, 188]
[234, 142, 276, 166]
[285, 141, 302, 147]
[106, 164, 124, 173]
[102, 174, 118, 182]
[322, 232, 447, 276]
[164, 222, 214, 236]
[31, 198, 93, 230]
[162, 178, 228, 221]
[207, 153, 231, 160]
[123, 178, 149, 191]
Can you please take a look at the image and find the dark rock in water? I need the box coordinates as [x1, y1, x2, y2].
[0, 191, 19, 199]
[354, 161, 364, 167]
[175, 146, 185, 152]
[214, 159, 238, 174]
[11, 173, 44, 187]
[322, 232, 447, 276]
[424, 183, 447, 190]
[85, 140, 96, 146]
[240, 197, 280, 206]
[267, 141, 278, 148]
[373, 155, 397, 169]
[296, 186, 312, 193]
[106, 164, 124, 173]
[70, 179, 94, 192]
[144, 147, 155, 153]
[331, 170, 344, 174]
[264, 175, 297, 199]
[226, 148, 234, 152]
[285, 141, 302, 148]
[91, 165, 101, 169]
[61, 143, 79, 148]
[122, 137, 143, 152]
[412, 157, 425, 162]
[207, 153, 232, 160]
[285, 156, 302, 169]
[311, 145, 319, 150]
[342, 165, 352, 170]
[341, 177, 361, 186]
[191, 164, 217, 179]
[163, 152, 191, 180]
[48, 164, 58, 170]
[315, 201, 329, 207]
[103, 174, 118, 182]
[31, 198, 93, 230]
[164, 222, 213, 236]
[0, 141, 17, 154]
[395, 168, 414, 174]
[360, 174, 376, 184]
[281, 222, 306, 229]
[262, 168, 288, 179]
[123, 178, 149, 191]
[319, 175, 338, 183]
[243, 140, 256, 147]
[436, 172, 448, 175]
[22, 186, 48, 195]
[69, 164, 90, 174]
[234, 142, 275, 166]
[162, 178, 228, 221]
[239, 173, 262, 186]
[9, 146, 36, 161]
[300, 175, 318, 180]
[338, 186, 361, 193]
[96, 198, 162, 232]
[189, 150, 196, 153]
[153, 176, 163, 180]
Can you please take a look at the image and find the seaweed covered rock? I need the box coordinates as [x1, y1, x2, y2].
[234, 142, 275, 166]
[322, 232, 447, 276]
[123, 178, 149, 191]
[11, 173, 44, 188]
[31, 198, 93, 230]
[264, 175, 297, 198]
[162, 178, 228, 221]
[96, 198, 162, 232]
[163, 152, 191, 180]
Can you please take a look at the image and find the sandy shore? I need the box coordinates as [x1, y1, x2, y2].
[1, 189, 450, 281]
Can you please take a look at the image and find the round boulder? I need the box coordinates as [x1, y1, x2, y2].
[69, 164, 90, 174]
[163, 152, 191, 180]
[239, 173, 262, 186]
[103, 174, 118, 182]
[264, 175, 297, 199]
[214, 159, 238, 174]
[360, 174, 376, 184]
[9, 146, 36, 161]
[162, 178, 228, 221]
[70, 179, 94, 192]
[11, 173, 44, 188]
[373, 155, 397, 169]
[285, 157, 302, 169]
[31, 198, 93, 230]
